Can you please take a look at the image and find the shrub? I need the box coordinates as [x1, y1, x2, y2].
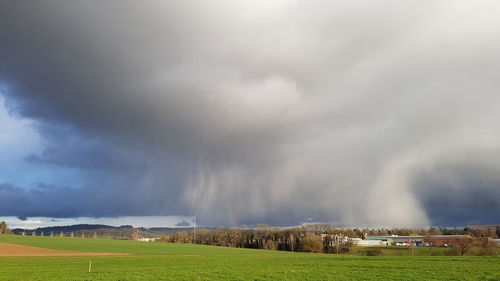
[479, 241, 497, 256]
[262, 240, 277, 250]
[366, 248, 383, 256]
[300, 233, 323, 253]
[450, 238, 475, 256]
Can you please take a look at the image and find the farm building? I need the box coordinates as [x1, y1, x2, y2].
[424, 235, 492, 247]
[366, 235, 424, 246]
[423, 235, 470, 246]
[137, 237, 157, 242]
[351, 238, 386, 246]
[364, 235, 490, 246]
[319, 234, 387, 246]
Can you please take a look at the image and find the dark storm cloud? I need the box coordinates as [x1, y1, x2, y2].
[1, 0, 500, 226]
[24, 129, 138, 170]
[0, 180, 185, 218]
[413, 155, 500, 225]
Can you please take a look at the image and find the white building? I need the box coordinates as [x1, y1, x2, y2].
[137, 237, 157, 242]
[352, 238, 387, 246]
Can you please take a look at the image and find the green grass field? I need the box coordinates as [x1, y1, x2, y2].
[1, 235, 499, 281]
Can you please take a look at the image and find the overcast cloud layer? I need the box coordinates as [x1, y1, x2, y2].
[1, 0, 499, 226]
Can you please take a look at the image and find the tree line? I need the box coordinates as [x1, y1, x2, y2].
[159, 225, 356, 254]
[362, 226, 499, 238]
[157, 224, 499, 254]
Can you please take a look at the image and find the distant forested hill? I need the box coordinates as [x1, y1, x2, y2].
[11, 224, 120, 235]
[11, 224, 210, 239]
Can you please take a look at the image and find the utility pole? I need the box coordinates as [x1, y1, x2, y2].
[192, 185, 198, 244]
[193, 207, 197, 243]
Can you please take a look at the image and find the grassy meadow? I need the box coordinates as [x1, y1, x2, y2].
[0, 235, 499, 281]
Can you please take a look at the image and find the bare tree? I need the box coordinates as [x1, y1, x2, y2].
[478, 239, 497, 256]
[0, 221, 9, 234]
[300, 233, 323, 253]
[130, 229, 144, 240]
[451, 237, 475, 256]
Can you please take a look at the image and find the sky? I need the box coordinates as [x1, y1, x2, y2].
[0, 0, 499, 228]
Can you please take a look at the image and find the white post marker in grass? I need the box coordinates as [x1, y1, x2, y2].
[88, 261, 92, 273]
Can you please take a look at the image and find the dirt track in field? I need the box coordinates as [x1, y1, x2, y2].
[0, 242, 131, 257]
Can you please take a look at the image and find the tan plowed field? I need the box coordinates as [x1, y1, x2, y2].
[0, 242, 130, 257]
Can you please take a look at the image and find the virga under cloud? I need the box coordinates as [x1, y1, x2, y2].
[0, 0, 499, 226]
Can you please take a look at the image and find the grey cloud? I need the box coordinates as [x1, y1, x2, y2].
[1, 1, 500, 226]
[175, 220, 191, 227]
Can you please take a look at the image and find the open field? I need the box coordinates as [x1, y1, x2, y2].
[0, 235, 499, 281]
[355, 245, 500, 256]
[0, 242, 129, 257]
